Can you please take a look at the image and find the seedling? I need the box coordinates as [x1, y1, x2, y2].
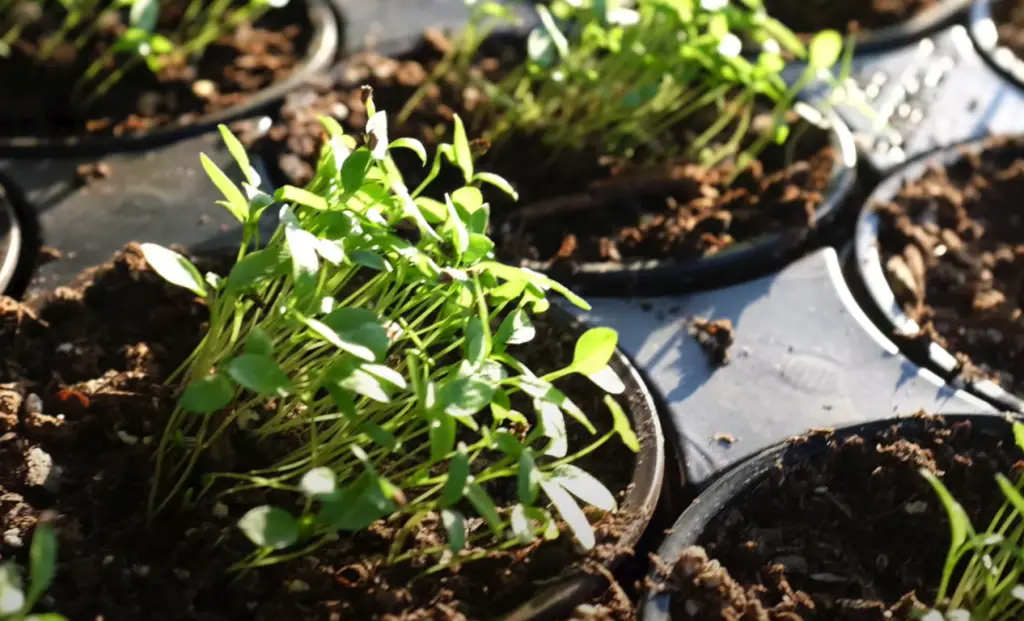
[921, 422, 1024, 621]
[0, 524, 66, 621]
[142, 90, 638, 571]
[0, 0, 291, 105]
[403, 0, 851, 172]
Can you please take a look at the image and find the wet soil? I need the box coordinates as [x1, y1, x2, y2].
[875, 135, 1024, 400]
[0, 0, 313, 140]
[659, 415, 1021, 620]
[0, 244, 640, 620]
[764, 0, 941, 38]
[993, 0, 1024, 60]
[688, 318, 735, 368]
[252, 33, 838, 271]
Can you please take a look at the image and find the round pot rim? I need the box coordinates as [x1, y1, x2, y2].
[639, 412, 1017, 621]
[969, 0, 1024, 91]
[510, 106, 858, 296]
[0, 194, 19, 295]
[837, 0, 971, 56]
[853, 136, 1024, 413]
[500, 304, 666, 621]
[0, 0, 340, 157]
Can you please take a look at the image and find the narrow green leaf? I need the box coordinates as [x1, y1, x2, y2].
[442, 509, 466, 552]
[510, 504, 533, 544]
[217, 124, 258, 186]
[389, 137, 427, 164]
[466, 482, 504, 537]
[474, 261, 590, 310]
[445, 194, 470, 256]
[341, 148, 373, 195]
[226, 354, 294, 397]
[201, 153, 248, 223]
[465, 316, 490, 367]
[0, 564, 24, 615]
[604, 395, 639, 452]
[275, 185, 328, 211]
[550, 464, 616, 511]
[451, 114, 474, 182]
[440, 445, 470, 507]
[338, 368, 391, 403]
[27, 524, 57, 604]
[284, 220, 320, 289]
[572, 328, 618, 376]
[541, 479, 595, 550]
[360, 421, 399, 449]
[180, 373, 234, 414]
[536, 399, 567, 457]
[140, 244, 207, 298]
[237, 506, 299, 550]
[517, 449, 541, 505]
[473, 172, 519, 200]
[245, 327, 274, 356]
[536, 4, 569, 58]
[304, 316, 376, 362]
[430, 413, 456, 462]
[363, 364, 407, 390]
[351, 249, 389, 272]
[1014, 422, 1024, 452]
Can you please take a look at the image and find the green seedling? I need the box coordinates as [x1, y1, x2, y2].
[403, 0, 851, 173]
[0, 0, 290, 105]
[143, 91, 638, 571]
[0, 524, 67, 621]
[920, 422, 1024, 621]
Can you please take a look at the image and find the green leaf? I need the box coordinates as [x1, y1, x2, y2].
[180, 373, 234, 414]
[322, 309, 390, 362]
[441, 509, 466, 552]
[586, 365, 625, 395]
[445, 194, 470, 256]
[140, 244, 207, 298]
[26, 615, 70, 621]
[305, 316, 377, 362]
[363, 364, 407, 390]
[338, 368, 391, 403]
[510, 504, 533, 544]
[474, 261, 590, 310]
[495, 309, 536, 348]
[466, 482, 504, 537]
[360, 422, 399, 450]
[437, 376, 496, 418]
[808, 29, 843, 70]
[341, 148, 373, 195]
[1013, 422, 1024, 452]
[351, 249, 389, 272]
[0, 564, 24, 615]
[300, 467, 336, 498]
[572, 328, 618, 376]
[451, 187, 484, 214]
[451, 114, 474, 182]
[227, 354, 294, 397]
[237, 506, 299, 550]
[129, 0, 158, 31]
[27, 524, 57, 605]
[921, 468, 973, 552]
[276, 185, 327, 211]
[430, 413, 456, 462]
[536, 399, 567, 457]
[217, 124, 257, 186]
[465, 234, 495, 263]
[245, 327, 274, 356]
[284, 219, 320, 294]
[201, 153, 248, 223]
[550, 464, 616, 511]
[440, 444, 470, 507]
[473, 172, 519, 200]
[225, 248, 282, 293]
[465, 316, 490, 367]
[389, 137, 427, 164]
[517, 449, 541, 506]
[536, 4, 569, 58]
[415, 197, 448, 223]
[518, 377, 594, 434]
[541, 480, 595, 550]
[604, 395, 639, 452]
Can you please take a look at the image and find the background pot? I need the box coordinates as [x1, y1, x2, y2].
[828, 0, 971, 56]
[501, 305, 666, 621]
[639, 413, 1015, 621]
[508, 109, 858, 296]
[0, 0, 340, 157]
[853, 137, 1024, 413]
[0, 194, 18, 295]
[970, 0, 1024, 90]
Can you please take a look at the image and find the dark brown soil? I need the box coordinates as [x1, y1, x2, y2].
[875, 135, 1024, 399]
[763, 0, 940, 38]
[660, 415, 1021, 620]
[0, 244, 640, 620]
[689, 318, 735, 368]
[253, 32, 838, 270]
[0, 0, 313, 140]
[994, 0, 1024, 60]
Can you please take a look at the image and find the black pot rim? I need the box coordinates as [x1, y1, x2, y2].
[639, 412, 1018, 621]
[969, 0, 1024, 91]
[500, 304, 666, 621]
[0, 192, 18, 295]
[838, 0, 971, 56]
[511, 107, 858, 296]
[0, 0, 340, 158]
[853, 136, 1024, 413]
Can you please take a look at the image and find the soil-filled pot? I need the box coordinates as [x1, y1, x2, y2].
[765, 0, 970, 54]
[970, 0, 1024, 89]
[0, 244, 664, 620]
[854, 135, 1024, 413]
[640, 413, 1022, 621]
[255, 36, 858, 296]
[0, 0, 339, 155]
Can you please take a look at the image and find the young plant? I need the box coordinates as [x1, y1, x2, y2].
[404, 0, 849, 172]
[921, 422, 1024, 621]
[142, 90, 639, 571]
[0, 524, 66, 621]
[0, 0, 290, 105]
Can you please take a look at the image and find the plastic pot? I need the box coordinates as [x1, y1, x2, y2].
[833, 0, 971, 56]
[969, 0, 1024, 90]
[853, 137, 1024, 413]
[0, 0, 340, 157]
[0, 193, 18, 295]
[506, 109, 858, 296]
[500, 304, 666, 621]
[639, 413, 1014, 621]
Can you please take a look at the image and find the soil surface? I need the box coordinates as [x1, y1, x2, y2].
[994, 0, 1024, 60]
[0, 244, 639, 620]
[0, 0, 313, 140]
[658, 415, 1021, 620]
[689, 318, 735, 368]
[252, 33, 838, 271]
[875, 135, 1024, 400]
[763, 0, 940, 38]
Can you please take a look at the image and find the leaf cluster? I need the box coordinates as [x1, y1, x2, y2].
[143, 91, 638, 571]
[0, 525, 66, 621]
